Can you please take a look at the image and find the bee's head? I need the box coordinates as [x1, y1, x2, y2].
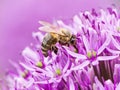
[70, 35, 77, 45]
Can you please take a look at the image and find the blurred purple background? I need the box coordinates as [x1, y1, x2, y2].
[0, 0, 119, 73]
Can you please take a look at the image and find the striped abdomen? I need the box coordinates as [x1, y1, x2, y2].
[41, 33, 58, 57]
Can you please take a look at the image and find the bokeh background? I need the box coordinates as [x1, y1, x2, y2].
[0, 0, 119, 74]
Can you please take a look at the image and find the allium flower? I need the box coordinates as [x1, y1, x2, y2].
[4, 7, 120, 90]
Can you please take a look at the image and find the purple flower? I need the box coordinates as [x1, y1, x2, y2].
[1, 0, 116, 73]
[4, 7, 120, 90]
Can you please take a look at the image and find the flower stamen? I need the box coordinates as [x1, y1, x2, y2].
[55, 68, 61, 76]
[36, 61, 43, 68]
[117, 27, 120, 32]
[87, 50, 96, 59]
[21, 70, 29, 78]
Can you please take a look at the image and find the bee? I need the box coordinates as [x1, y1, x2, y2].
[39, 21, 78, 57]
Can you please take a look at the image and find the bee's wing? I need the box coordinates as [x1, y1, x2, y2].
[38, 21, 64, 35]
[39, 21, 55, 27]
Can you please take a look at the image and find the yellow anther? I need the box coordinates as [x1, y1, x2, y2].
[55, 68, 61, 75]
[87, 51, 92, 58]
[21, 70, 28, 78]
[92, 50, 97, 57]
[36, 61, 43, 68]
[117, 27, 120, 31]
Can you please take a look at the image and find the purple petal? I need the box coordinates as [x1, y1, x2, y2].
[106, 47, 120, 54]
[63, 46, 87, 59]
[68, 77, 75, 90]
[36, 68, 53, 77]
[64, 70, 72, 77]
[73, 15, 83, 28]
[116, 83, 120, 90]
[20, 62, 35, 71]
[22, 47, 40, 62]
[117, 19, 120, 28]
[97, 55, 119, 61]
[97, 34, 111, 55]
[104, 79, 114, 90]
[94, 77, 104, 90]
[89, 28, 98, 48]
[63, 57, 70, 73]
[9, 60, 20, 70]
[71, 61, 90, 71]
[92, 60, 99, 66]
[35, 78, 61, 84]
[111, 36, 120, 50]
[113, 64, 120, 84]
[107, 7, 118, 17]
[82, 35, 90, 52]
[32, 32, 44, 43]
[79, 70, 91, 86]
[25, 78, 34, 88]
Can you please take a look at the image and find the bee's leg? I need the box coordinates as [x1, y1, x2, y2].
[66, 43, 69, 47]
[73, 45, 78, 53]
[70, 35, 78, 53]
[43, 53, 48, 57]
[51, 46, 58, 54]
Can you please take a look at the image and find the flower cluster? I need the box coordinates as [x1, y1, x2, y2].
[3, 7, 120, 90]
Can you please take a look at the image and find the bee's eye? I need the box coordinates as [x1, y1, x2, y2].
[70, 38, 75, 44]
[70, 35, 76, 44]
